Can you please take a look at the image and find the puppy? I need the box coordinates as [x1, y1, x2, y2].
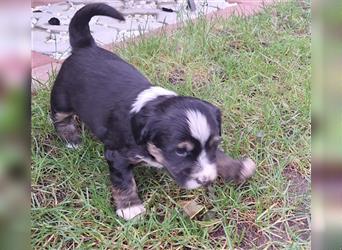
[50, 3, 222, 220]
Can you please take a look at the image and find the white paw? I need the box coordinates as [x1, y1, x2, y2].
[66, 143, 79, 149]
[116, 204, 146, 220]
[241, 158, 256, 179]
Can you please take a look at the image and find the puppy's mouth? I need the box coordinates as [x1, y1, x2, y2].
[183, 177, 216, 190]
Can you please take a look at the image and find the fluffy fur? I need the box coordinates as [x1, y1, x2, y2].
[50, 3, 222, 220]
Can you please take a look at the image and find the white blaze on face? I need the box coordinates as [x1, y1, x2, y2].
[185, 109, 217, 189]
[131, 86, 177, 113]
[186, 109, 211, 145]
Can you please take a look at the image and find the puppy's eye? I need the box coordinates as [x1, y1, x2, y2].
[175, 148, 188, 157]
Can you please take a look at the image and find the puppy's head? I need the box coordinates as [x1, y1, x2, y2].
[131, 95, 221, 189]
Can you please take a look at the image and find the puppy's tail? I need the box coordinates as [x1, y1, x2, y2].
[69, 3, 125, 49]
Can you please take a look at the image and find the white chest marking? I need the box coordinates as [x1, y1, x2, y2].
[131, 86, 177, 113]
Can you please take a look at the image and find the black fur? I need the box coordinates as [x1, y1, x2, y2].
[50, 3, 222, 218]
[69, 3, 124, 49]
[131, 96, 221, 186]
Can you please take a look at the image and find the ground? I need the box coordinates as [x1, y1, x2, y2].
[31, 1, 311, 249]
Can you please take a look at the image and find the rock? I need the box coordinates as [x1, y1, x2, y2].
[48, 17, 60, 25]
[157, 3, 184, 12]
[35, 14, 69, 32]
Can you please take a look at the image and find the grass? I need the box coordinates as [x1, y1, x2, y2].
[31, 1, 311, 249]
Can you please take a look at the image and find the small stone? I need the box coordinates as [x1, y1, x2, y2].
[158, 3, 183, 12]
[48, 17, 60, 25]
[161, 7, 175, 12]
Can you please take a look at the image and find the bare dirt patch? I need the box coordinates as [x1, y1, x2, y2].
[168, 68, 186, 85]
[283, 163, 310, 204]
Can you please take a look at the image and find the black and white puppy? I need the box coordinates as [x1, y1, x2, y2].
[51, 3, 221, 220]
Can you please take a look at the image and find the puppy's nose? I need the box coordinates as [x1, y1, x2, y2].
[196, 178, 213, 187]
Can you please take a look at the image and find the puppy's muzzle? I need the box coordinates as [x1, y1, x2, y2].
[195, 177, 213, 187]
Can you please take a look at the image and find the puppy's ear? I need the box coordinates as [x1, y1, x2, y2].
[131, 112, 156, 145]
[138, 120, 154, 144]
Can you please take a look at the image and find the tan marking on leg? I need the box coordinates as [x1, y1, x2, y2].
[111, 179, 145, 220]
[54, 112, 73, 123]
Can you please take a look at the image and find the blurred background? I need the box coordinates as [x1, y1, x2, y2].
[312, 0, 342, 249]
[0, 0, 341, 249]
[0, 0, 30, 249]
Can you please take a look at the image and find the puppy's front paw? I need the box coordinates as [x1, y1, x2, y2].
[116, 204, 146, 220]
[239, 158, 256, 181]
[66, 142, 80, 149]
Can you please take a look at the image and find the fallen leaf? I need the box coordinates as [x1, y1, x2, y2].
[179, 200, 204, 219]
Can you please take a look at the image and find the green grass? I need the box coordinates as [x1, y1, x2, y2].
[31, 1, 311, 249]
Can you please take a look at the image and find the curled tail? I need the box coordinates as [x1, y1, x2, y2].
[69, 3, 125, 49]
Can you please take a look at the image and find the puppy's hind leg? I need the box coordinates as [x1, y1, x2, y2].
[53, 113, 81, 148]
[50, 86, 81, 148]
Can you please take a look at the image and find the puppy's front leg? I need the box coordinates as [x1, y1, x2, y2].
[105, 149, 145, 220]
[216, 149, 256, 183]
